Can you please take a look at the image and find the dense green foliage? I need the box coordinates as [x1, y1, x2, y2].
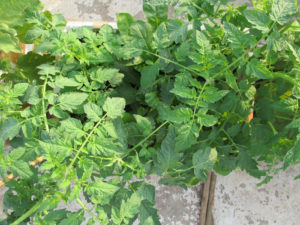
[0, 0, 299, 224]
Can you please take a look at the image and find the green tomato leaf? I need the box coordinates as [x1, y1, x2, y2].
[8, 147, 25, 160]
[130, 21, 153, 47]
[153, 23, 171, 49]
[54, 76, 80, 88]
[224, 22, 255, 53]
[201, 87, 229, 103]
[0, 118, 21, 141]
[134, 114, 153, 136]
[143, 0, 168, 29]
[157, 103, 192, 124]
[170, 86, 197, 99]
[193, 147, 217, 180]
[225, 72, 239, 92]
[284, 139, 300, 169]
[141, 63, 160, 90]
[103, 97, 126, 119]
[120, 192, 142, 220]
[244, 10, 270, 32]
[175, 123, 199, 152]
[246, 59, 273, 79]
[91, 67, 119, 84]
[117, 13, 135, 35]
[60, 118, 86, 138]
[59, 92, 88, 112]
[87, 136, 123, 156]
[85, 180, 119, 204]
[12, 83, 29, 97]
[44, 209, 67, 224]
[270, 0, 297, 25]
[139, 200, 161, 225]
[37, 64, 60, 75]
[59, 210, 85, 225]
[197, 114, 218, 127]
[167, 19, 188, 43]
[11, 160, 33, 179]
[84, 103, 103, 122]
[0, 24, 22, 53]
[175, 41, 190, 62]
[155, 126, 181, 175]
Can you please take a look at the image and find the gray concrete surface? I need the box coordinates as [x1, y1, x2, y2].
[214, 164, 300, 225]
[41, 0, 252, 21]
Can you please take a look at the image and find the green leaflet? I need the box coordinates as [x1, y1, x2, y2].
[225, 72, 239, 92]
[130, 20, 153, 48]
[54, 76, 80, 88]
[84, 103, 103, 122]
[87, 135, 123, 156]
[38, 64, 60, 75]
[167, 19, 188, 43]
[44, 209, 67, 224]
[224, 22, 256, 53]
[197, 113, 218, 127]
[201, 87, 229, 103]
[91, 67, 120, 84]
[58, 211, 85, 225]
[143, 0, 168, 29]
[103, 97, 126, 119]
[157, 103, 192, 124]
[284, 139, 300, 169]
[237, 150, 264, 178]
[272, 98, 298, 113]
[10, 160, 33, 179]
[0, 118, 20, 141]
[270, 0, 297, 25]
[8, 147, 25, 160]
[175, 123, 199, 152]
[193, 147, 217, 180]
[246, 59, 273, 79]
[12, 83, 29, 97]
[244, 10, 270, 32]
[85, 180, 119, 204]
[59, 92, 88, 112]
[134, 114, 153, 136]
[155, 126, 181, 175]
[170, 86, 197, 99]
[117, 13, 135, 35]
[60, 118, 86, 138]
[0, 24, 22, 53]
[153, 23, 171, 49]
[119, 193, 142, 222]
[175, 41, 190, 62]
[139, 200, 161, 225]
[141, 63, 160, 89]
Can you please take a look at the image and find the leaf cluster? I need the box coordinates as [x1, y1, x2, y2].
[0, 0, 300, 224]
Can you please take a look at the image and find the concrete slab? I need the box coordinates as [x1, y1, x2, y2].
[213, 164, 300, 225]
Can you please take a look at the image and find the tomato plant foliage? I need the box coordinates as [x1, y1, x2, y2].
[0, 0, 300, 224]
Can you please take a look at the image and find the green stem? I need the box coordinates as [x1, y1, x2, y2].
[272, 72, 298, 86]
[141, 50, 198, 75]
[42, 74, 49, 132]
[66, 114, 106, 175]
[221, 128, 239, 149]
[76, 198, 103, 224]
[11, 200, 43, 225]
[121, 121, 169, 158]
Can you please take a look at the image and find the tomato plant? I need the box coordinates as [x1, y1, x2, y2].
[0, 0, 299, 224]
